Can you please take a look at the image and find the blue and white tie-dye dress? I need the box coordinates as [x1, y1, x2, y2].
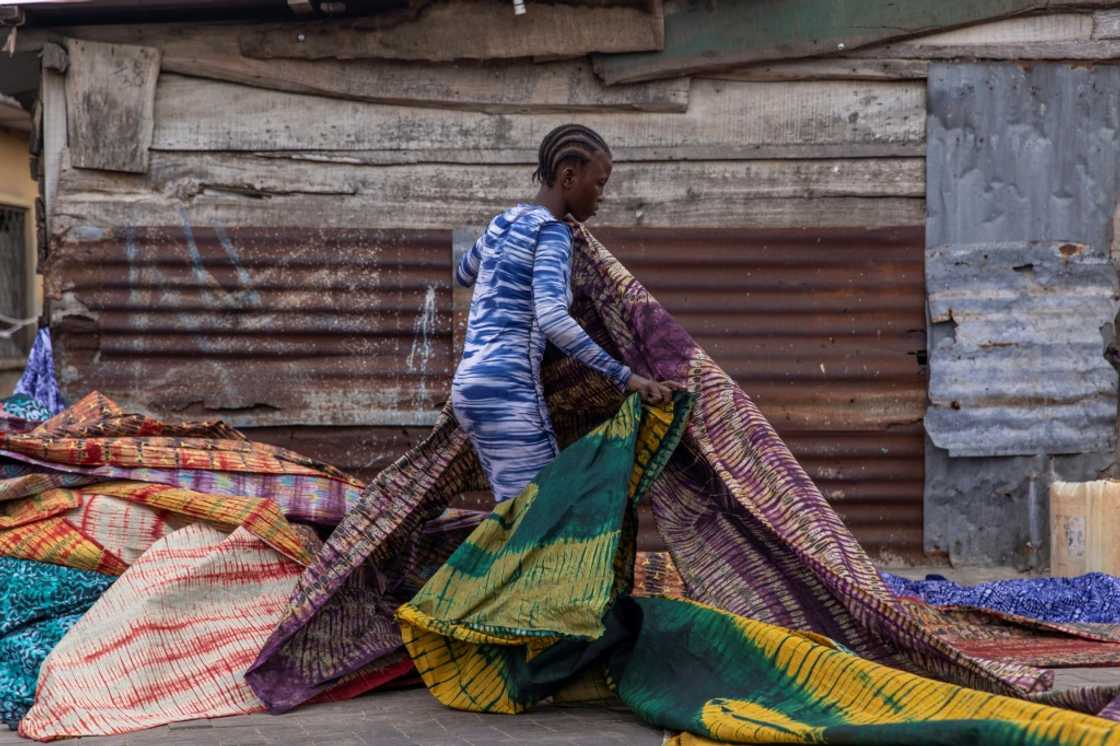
[451, 204, 631, 502]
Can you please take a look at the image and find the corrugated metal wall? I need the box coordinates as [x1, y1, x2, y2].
[48, 223, 927, 556]
[926, 63, 1120, 567]
[598, 226, 928, 557]
[48, 226, 453, 427]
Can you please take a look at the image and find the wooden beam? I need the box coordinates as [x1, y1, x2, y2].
[594, 1, 1117, 84]
[1094, 8, 1120, 38]
[19, 23, 688, 113]
[239, 0, 664, 61]
[847, 11, 1120, 60]
[51, 150, 926, 237]
[705, 59, 929, 83]
[150, 74, 926, 161]
[40, 66, 67, 225]
[64, 39, 161, 174]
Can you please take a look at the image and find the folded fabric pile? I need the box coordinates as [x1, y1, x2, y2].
[0, 387, 367, 735]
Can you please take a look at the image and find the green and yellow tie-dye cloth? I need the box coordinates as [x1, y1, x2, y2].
[397, 394, 1120, 745]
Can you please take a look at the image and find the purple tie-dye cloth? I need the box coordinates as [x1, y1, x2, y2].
[884, 572, 1120, 625]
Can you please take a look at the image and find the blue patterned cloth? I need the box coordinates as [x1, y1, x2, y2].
[0, 557, 114, 728]
[0, 394, 50, 423]
[13, 328, 65, 416]
[452, 204, 631, 502]
[882, 571, 1120, 624]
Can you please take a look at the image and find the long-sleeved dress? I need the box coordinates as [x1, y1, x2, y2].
[451, 204, 632, 502]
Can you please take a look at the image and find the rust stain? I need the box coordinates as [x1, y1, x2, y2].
[49, 225, 453, 427]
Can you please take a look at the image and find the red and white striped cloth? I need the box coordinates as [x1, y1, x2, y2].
[20, 523, 302, 740]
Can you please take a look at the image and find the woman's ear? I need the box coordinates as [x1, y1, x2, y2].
[559, 165, 577, 190]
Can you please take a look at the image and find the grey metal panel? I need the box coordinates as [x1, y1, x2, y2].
[926, 240, 1119, 457]
[925, 62, 1120, 567]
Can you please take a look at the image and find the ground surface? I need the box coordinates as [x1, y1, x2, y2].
[4, 566, 1118, 745]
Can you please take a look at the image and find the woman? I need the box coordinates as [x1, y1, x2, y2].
[452, 123, 674, 503]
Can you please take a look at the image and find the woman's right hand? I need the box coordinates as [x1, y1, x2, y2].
[627, 374, 675, 406]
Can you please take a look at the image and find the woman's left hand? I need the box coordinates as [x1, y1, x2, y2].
[627, 374, 676, 406]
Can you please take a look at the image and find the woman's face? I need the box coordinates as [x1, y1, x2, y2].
[563, 150, 612, 223]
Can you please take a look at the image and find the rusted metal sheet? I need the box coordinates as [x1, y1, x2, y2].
[926, 241, 1119, 457]
[596, 226, 928, 557]
[46, 225, 452, 427]
[926, 63, 1120, 567]
[243, 425, 428, 483]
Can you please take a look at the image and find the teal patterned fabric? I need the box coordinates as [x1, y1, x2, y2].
[0, 395, 50, 423]
[0, 557, 114, 728]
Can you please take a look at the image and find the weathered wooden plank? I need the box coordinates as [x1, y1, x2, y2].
[849, 11, 1120, 59]
[52, 151, 926, 235]
[896, 12, 1093, 44]
[594, 1, 1113, 84]
[705, 59, 929, 82]
[64, 39, 161, 173]
[19, 23, 688, 113]
[40, 67, 67, 224]
[150, 75, 925, 160]
[852, 39, 1120, 60]
[239, 0, 664, 61]
[1094, 8, 1120, 38]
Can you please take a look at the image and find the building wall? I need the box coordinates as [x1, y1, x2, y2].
[0, 128, 39, 393]
[34, 9, 1120, 565]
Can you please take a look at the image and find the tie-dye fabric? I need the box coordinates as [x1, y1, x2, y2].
[13, 328, 65, 416]
[0, 396, 50, 423]
[248, 226, 1120, 718]
[0, 392, 363, 524]
[399, 393, 1120, 745]
[0, 557, 113, 729]
[0, 481, 311, 574]
[20, 524, 302, 740]
[452, 204, 631, 503]
[885, 572, 1120, 625]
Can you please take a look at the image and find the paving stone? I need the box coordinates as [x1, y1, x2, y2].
[168, 719, 213, 730]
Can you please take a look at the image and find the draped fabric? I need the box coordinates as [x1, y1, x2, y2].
[0, 392, 364, 525]
[0, 481, 311, 575]
[885, 572, 1120, 625]
[247, 226, 1120, 718]
[399, 394, 1120, 745]
[0, 557, 113, 729]
[20, 524, 303, 740]
[13, 328, 65, 417]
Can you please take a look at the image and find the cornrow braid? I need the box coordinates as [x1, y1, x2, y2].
[532, 123, 612, 187]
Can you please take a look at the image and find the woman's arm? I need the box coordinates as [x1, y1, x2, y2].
[532, 222, 631, 388]
[455, 232, 485, 288]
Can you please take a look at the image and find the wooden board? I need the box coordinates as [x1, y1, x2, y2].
[1094, 9, 1120, 38]
[594, 1, 1118, 84]
[19, 23, 688, 113]
[40, 66, 67, 224]
[51, 151, 926, 236]
[705, 59, 929, 82]
[150, 74, 926, 160]
[239, 0, 664, 61]
[64, 39, 160, 173]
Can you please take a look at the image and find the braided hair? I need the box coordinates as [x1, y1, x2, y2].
[532, 123, 612, 187]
